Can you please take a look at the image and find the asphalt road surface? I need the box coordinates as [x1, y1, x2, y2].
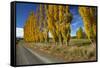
[16, 43, 65, 65]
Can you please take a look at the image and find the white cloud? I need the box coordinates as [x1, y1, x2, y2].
[16, 28, 53, 38]
[16, 28, 24, 38]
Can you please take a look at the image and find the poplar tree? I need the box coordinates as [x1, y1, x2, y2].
[79, 7, 96, 43]
[44, 5, 49, 43]
[60, 6, 72, 46]
[47, 5, 58, 43]
[58, 5, 65, 45]
[76, 27, 83, 39]
[24, 12, 37, 42]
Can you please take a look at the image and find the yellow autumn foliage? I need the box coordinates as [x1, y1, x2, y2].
[24, 4, 73, 45]
[79, 7, 96, 41]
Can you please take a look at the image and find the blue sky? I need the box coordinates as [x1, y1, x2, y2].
[16, 3, 84, 37]
[16, 3, 39, 28]
[69, 6, 84, 36]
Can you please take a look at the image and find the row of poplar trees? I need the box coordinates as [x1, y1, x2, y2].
[24, 4, 73, 45]
[24, 4, 97, 46]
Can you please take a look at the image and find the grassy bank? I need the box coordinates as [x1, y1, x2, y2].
[23, 39, 96, 62]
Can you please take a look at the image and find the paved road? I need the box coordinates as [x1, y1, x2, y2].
[16, 44, 65, 65]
